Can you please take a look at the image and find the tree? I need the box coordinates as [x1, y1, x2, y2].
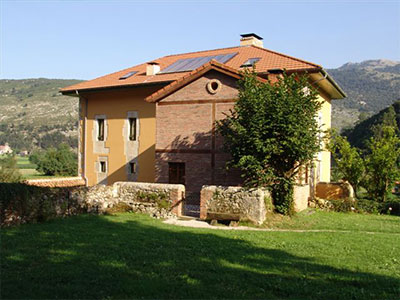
[0, 154, 22, 183]
[217, 70, 321, 215]
[34, 144, 77, 176]
[328, 131, 364, 195]
[364, 125, 400, 202]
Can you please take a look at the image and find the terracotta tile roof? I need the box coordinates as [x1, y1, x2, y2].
[145, 60, 268, 103]
[60, 45, 322, 94]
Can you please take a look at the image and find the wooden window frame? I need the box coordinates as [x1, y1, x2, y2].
[129, 117, 137, 141]
[97, 119, 105, 141]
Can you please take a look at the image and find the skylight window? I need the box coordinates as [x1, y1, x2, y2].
[241, 57, 261, 67]
[119, 71, 138, 80]
[160, 53, 237, 74]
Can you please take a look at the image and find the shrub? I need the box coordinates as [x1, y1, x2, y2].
[329, 198, 355, 212]
[381, 198, 400, 216]
[34, 144, 77, 176]
[0, 155, 22, 183]
[356, 198, 380, 214]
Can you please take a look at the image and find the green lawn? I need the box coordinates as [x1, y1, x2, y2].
[1, 211, 399, 299]
[14, 156, 68, 180]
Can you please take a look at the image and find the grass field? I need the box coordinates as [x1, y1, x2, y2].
[1, 211, 399, 299]
[14, 156, 67, 180]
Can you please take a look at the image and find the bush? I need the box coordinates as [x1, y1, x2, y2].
[34, 144, 77, 176]
[381, 198, 400, 216]
[329, 198, 355, 212]
[0, 155, 22, 183]
[356, 198, 380, 214]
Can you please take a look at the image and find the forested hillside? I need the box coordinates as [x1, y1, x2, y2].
[328, 59, 400, 131]
[343, 100, 400, 150]
[0, 79, 82, 151]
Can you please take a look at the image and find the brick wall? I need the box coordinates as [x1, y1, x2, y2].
[155, 70, 243, 205]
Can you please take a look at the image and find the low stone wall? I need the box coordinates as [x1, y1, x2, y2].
[114, 182, 184, 217]
[1, 181, 185, 227]
[316, 181, 354, 200]
[293, 184, 310, 212]
[24, 177, 85, 187]
[69, 182, 184, 218]
[200, 186, 272, 225]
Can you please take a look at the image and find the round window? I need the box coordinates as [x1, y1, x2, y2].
[206, 79, 221, 94]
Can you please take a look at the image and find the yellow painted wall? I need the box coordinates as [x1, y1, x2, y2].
[81, 87, 160, 186]
[317, 92, 332, 183]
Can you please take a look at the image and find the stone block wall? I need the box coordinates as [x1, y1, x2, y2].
[316, 181, 354, 200]
[293, 184, 310, 212]
[113, 182, 184, 216]
[2, 181, 185, 227]
[200, 185, 272, 225]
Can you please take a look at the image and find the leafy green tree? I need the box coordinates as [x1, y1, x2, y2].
[217, 70, 321, 215]
[35, 144, 77, 176]
[0, 154, 22, 183]
[328, 131, 364, 195]
[364, 125, 400, 202]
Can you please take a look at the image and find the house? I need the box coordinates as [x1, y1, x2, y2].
[61, 33, 345, 205]
[0, 143, 13, 155]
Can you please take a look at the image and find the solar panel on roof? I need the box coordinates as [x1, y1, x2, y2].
[160, 52, 237, 74]
[241, 57, 261, 67]
[119, 71, 138, 80]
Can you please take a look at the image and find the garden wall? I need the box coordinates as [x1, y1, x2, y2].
[1, 182, 184, 227]
[293, 184, 310, 212]
[316, 181, 354, 200]
[200, 186, 272, 225]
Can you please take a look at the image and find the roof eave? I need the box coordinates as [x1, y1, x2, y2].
[60, 80, 173, 96]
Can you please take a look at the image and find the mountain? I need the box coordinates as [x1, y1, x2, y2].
[328, 59, 400, 131]
[0, 78, 83, 151]
[1, 59, 399, 150]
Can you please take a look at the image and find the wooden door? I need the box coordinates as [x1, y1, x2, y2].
[168, 162, 185, 185]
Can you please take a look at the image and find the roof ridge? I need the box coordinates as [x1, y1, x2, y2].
[162, 45, 244, 58]
[249, 45, 322, 69]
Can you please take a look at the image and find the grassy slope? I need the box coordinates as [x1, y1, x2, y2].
[1, 212, 399, 299]
[0, 78, 81, 126]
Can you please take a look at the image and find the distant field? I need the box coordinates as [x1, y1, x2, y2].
[15, 156, 63, 180]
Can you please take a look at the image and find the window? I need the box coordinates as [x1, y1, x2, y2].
[168, 162, 185, 185]
[129, 162, 136, 174]
[129, 118, 137, 141]
[119, 71, 138, 80]
[241, 57, 261, 67]
[97, 119, 105, 141]
[100, 161, 106, 173]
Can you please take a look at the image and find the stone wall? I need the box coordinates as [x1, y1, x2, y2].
[70, 182, 184, 218]
[316, 181, 354, 200]
[200, 185, 272, 225]
[293, 184, 310, 212]
[2, 182, 184, 227]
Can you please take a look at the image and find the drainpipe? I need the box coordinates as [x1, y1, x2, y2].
[76, 90, 88, 186]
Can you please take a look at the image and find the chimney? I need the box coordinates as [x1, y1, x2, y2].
[240, 33, 263, 48]
[146, 62, 160, 76]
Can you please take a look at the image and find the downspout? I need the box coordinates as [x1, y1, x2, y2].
[76, 90, 88, 186]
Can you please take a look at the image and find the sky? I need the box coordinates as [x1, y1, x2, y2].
[1, 0, 399, 80]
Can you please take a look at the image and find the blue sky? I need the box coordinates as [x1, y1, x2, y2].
[1, 0, 399, 80]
